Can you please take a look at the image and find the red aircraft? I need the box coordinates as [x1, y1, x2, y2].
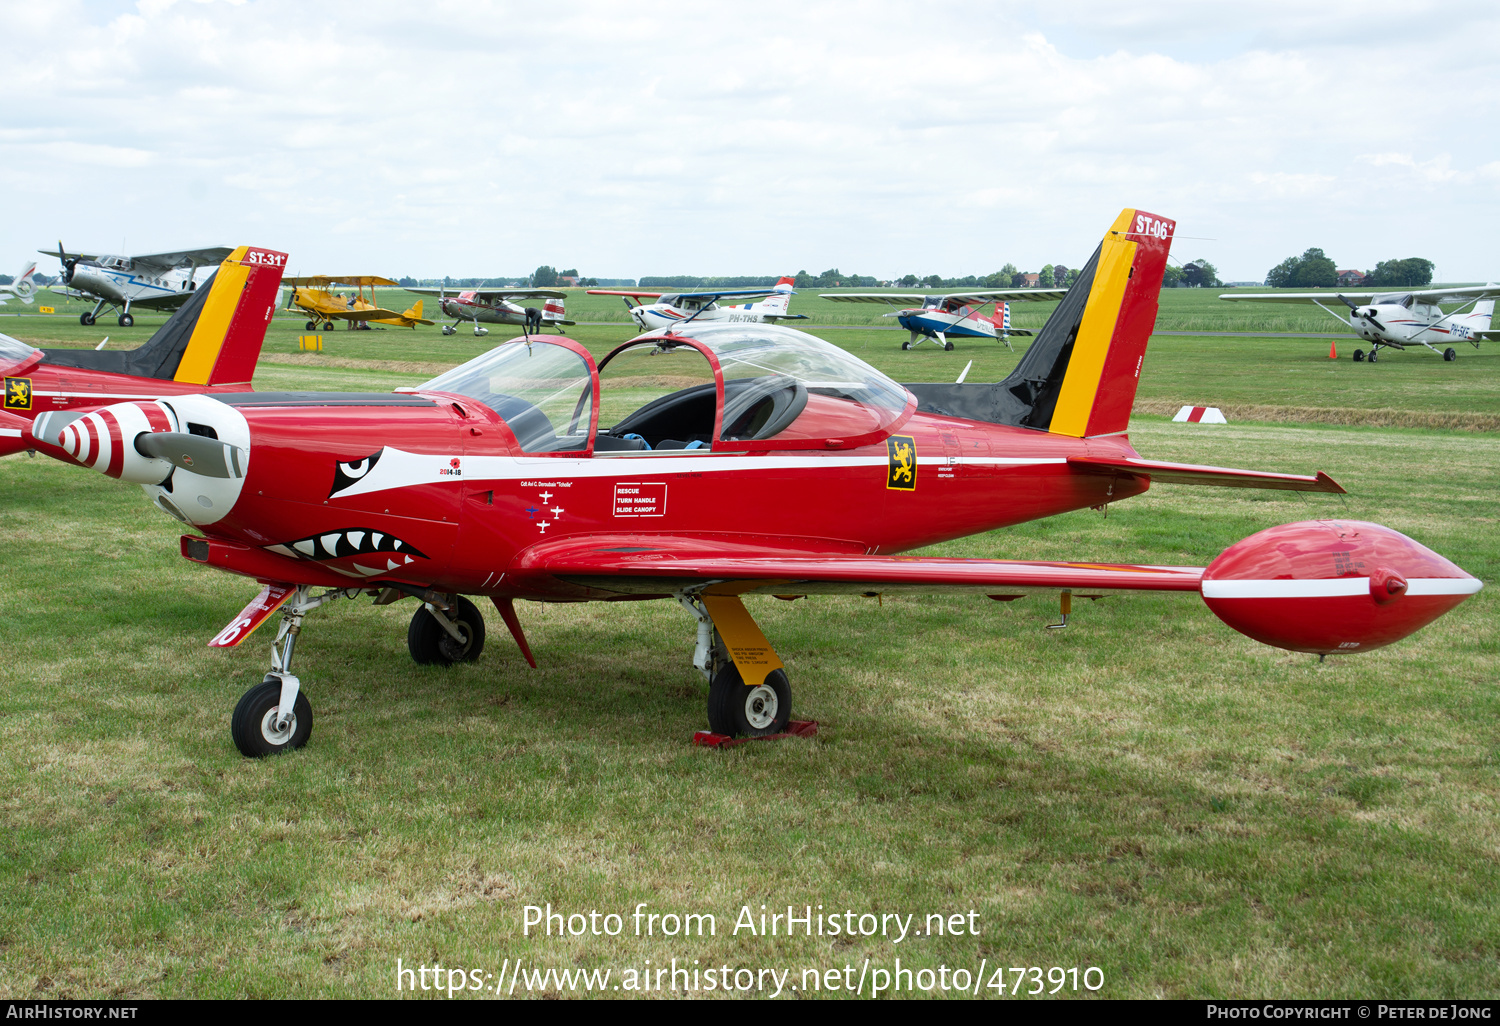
[31, 210, 1481, 758]
[1, 246, 287, 461]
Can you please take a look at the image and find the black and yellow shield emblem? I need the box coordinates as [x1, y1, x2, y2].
[886, 434, 916, 490]
[4, 377, 32, 411]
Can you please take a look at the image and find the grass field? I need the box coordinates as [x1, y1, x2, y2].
[1, 292, 1497, 999]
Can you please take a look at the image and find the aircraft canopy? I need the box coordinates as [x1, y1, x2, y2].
[415, 323, 913, 454]
[0, 332, 41, 375]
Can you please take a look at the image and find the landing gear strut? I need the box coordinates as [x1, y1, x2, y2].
[229, 586, 349, 757]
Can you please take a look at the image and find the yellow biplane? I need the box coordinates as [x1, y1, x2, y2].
[284, 275, 435, 330]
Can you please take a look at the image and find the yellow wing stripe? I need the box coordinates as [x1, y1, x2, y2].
[1049, 210, 1138, 438]
[174, 246, 250, 385]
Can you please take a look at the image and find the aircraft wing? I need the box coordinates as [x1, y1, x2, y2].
[316, 307, 407, 322]
[285, 275, 401, 287]
[1222, 285, 1500, 304]
[129, 247, 235, 272]
[588, 288, 784, 302]
[407, 287, 567, 300]
[821, 289, 1068, 304]
[512, 534, 1205, 598]
[38, 248, 101, 263]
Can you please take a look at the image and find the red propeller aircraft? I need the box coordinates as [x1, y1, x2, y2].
[1, 246, 287, 461]
[26, 210, 1481, 758]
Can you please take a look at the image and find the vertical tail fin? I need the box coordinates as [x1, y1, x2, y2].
[173, 246, 288, 386]
[759, 276, 796, 315]
[13, 261, 37, 302]
[542, 297, 566, 324]
[406, 298, 424, 319]
[1471, 297, 1494, 330]
[991, 208, 1173, 437]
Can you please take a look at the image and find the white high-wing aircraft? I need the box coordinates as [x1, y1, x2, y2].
[587, 277, 807, 333]
[0, 262, 38, 306]
[1219, 285, 1500, 362]
[40, 244, 235, 327]
[819, 287, 1067, 350]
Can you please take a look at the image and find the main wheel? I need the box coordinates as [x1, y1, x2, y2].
[706, 662, 791, 737]
[1352, 349, 1364, 362]
[408, 596, 486, 665]
[901, 341, 912, 350]
[943, 340, 955, 351]
[231, 678, 312, 757]
[305, 320, 316, 330]
[441, 325, 456, 336]
[323, 322, 336, 331]
[1444, 348, 1457, 361]
[80, 312, 95, 326]
[117, 313, 134, 327]
[1368, 349, 1378, 363]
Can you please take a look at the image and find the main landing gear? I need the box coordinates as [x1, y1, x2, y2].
[227, 586, 793, 756]
[676, 592, 793, 737]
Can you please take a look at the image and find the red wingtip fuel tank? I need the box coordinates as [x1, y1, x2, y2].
[1201, 520, 1482, 654]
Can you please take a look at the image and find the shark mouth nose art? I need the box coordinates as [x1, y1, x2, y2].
[265, 528, 428, 577]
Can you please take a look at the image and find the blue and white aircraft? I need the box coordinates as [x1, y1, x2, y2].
[589, 277, 807, 333]
[820, 287, 1067, 350]
[40, 243, 233, 327]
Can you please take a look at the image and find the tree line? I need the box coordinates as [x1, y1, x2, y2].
[1265, 249, 1433, 288]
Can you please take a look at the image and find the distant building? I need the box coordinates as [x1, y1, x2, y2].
[1337, 269, 1367, 286]
[1022, 273, 1040, 287]
[558, 275, 580, 287]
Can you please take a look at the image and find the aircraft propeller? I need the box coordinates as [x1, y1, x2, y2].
[57, 240, 77, 285]
[1337, 293, 1380, 327]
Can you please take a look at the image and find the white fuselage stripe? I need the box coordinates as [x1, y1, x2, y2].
[331, 447, 1070, 499]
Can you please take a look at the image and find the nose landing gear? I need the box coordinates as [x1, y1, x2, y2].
[228, 585, 353, 757]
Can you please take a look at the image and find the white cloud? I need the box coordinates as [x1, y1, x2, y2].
[1, 1, 1498, 281]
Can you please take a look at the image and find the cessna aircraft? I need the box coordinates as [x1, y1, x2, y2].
[284, 276, 434, 330]
[1219, 285, 1500, 362]
[403, 285, 572, 336]
[587, 278, 807, 333]
[820, 287, 1067, 350]
[1, 246, 285, 460]
[40, 244, 234, 327]
[0, 262, 39, 306]
[28, 209, 1480, 758]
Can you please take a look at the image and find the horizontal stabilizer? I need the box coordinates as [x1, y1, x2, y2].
[1068, 455, 1344, 493]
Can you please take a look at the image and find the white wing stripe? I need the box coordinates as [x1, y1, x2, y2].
[1203, 577, 1481, 599]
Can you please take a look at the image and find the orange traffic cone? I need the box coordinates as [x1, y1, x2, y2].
[1329, 338, 1338, 359]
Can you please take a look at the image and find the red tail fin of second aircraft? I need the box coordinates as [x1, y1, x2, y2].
[1045, 209, 1175, 437]
[172, 246, 288, 387]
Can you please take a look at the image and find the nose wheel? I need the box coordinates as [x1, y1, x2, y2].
[232, 678, 313, 757]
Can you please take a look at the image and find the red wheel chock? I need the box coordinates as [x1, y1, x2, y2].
[693, 720, 819, 748]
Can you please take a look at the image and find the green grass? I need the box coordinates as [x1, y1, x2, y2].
[1, 296, 1498, 999]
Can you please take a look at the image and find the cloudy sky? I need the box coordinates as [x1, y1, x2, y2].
[3, 0, 1498, 282]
